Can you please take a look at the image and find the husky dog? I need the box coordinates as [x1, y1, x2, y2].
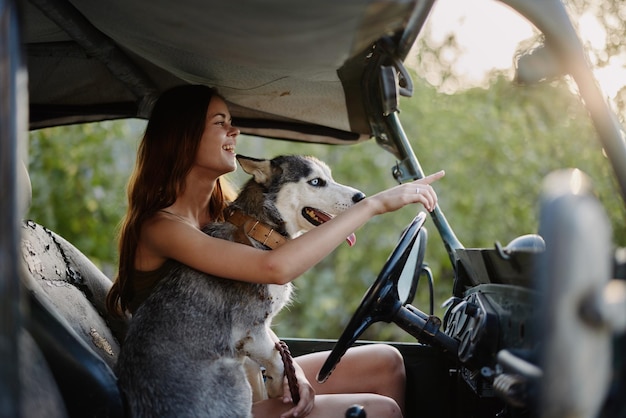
[117, 154, 365, 418]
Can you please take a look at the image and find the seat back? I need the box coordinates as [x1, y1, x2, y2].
[19, 328, 69, 418]
[20, 219, 127, 417]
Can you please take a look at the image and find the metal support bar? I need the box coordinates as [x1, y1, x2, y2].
[0, 0, 26, 415]
[501, 0, 626, 204]
[396, 0, 436, 62]
[363, 37, 463, 273]
[28, 0, 158, 117]
[383, 112, 464, 261]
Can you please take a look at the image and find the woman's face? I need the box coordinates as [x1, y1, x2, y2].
[195, 95, 240, 176]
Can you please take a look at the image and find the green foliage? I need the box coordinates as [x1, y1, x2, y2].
[266, 75, 626, 341]
[566, 0, 626, 120]
[27, 75, 626, 343]
[27, 121, 141, 276]
[407, 74, 625, 245]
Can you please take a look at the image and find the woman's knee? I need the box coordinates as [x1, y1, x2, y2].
[369, 344, 406, 379]
[378, 344, 404, 366]
[311, 393, 402, 418]
[360, 393, 403, 418]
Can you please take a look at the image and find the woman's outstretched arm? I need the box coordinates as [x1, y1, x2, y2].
[141, 171, 445, 285]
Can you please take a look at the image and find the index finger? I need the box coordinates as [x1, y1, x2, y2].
[418, 170, 445, 185]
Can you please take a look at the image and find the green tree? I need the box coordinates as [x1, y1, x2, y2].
[567, 0, 626, 119]
[268, 75, 626, 341]
[414, 0, 626, 120]
[27, 121, 142, 276]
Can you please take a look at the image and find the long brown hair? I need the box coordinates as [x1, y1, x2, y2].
[106, 85, 236, 317]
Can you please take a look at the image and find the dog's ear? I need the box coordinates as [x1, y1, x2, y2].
[236, 155, 273, 185]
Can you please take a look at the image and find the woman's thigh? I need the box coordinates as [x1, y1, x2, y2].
[295, 344, 405, 396]
[253, 392, 401, 418]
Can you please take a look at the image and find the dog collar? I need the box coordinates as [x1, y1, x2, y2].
[225, 209, 288, 250]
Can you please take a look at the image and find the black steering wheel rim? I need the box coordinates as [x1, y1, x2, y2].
[317, 211, 428, 383]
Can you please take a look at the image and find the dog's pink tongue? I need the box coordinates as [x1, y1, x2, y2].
[312, 208, 356, 246]
[346, 233, 356, 247]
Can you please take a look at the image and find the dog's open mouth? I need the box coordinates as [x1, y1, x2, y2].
[302, 207, 356, 246]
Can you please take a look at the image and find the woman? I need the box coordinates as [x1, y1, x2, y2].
[107, 85, 445, 418]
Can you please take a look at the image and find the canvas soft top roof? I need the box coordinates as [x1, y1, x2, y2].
[22, 0, 435, 144]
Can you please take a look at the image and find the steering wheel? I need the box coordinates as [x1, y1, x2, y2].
[317, 211, 428, 383]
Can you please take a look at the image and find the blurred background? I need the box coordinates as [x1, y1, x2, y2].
[26, 0, 626, 341]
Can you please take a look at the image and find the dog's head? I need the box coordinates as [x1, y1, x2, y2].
[236, 155, 365, 245]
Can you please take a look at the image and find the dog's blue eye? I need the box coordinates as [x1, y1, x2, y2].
[308, 178, 326, 187]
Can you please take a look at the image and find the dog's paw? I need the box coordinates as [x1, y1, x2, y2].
[263, 360, 285, 398]
[264, 375, 284, 398]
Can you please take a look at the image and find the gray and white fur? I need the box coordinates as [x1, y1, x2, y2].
[116, 154, 365, 417]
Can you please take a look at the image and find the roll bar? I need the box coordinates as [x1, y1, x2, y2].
[366, 0, 626, 273]
[0, 0, 26, 416]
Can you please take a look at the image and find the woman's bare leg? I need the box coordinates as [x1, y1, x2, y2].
[253, 344, 406, 417]
[253, 393, 401, 418]
[299, 344, 405, 412]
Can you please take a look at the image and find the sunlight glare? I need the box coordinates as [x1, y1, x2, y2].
[579, 12, 607, 50]
[409, 0, 534, 91]
[412, 0, 626, 101]
[578, 12, 626, 100]
[594, 56, 626, 100]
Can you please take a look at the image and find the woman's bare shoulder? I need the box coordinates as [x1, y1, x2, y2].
[142, 211, 201, 245]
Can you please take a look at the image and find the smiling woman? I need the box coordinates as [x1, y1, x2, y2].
[105, 84, 444, 418]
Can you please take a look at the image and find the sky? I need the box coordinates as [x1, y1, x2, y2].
[413, 0, 626, 100]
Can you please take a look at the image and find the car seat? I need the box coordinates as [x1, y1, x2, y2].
[19, 161, 126, 417]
